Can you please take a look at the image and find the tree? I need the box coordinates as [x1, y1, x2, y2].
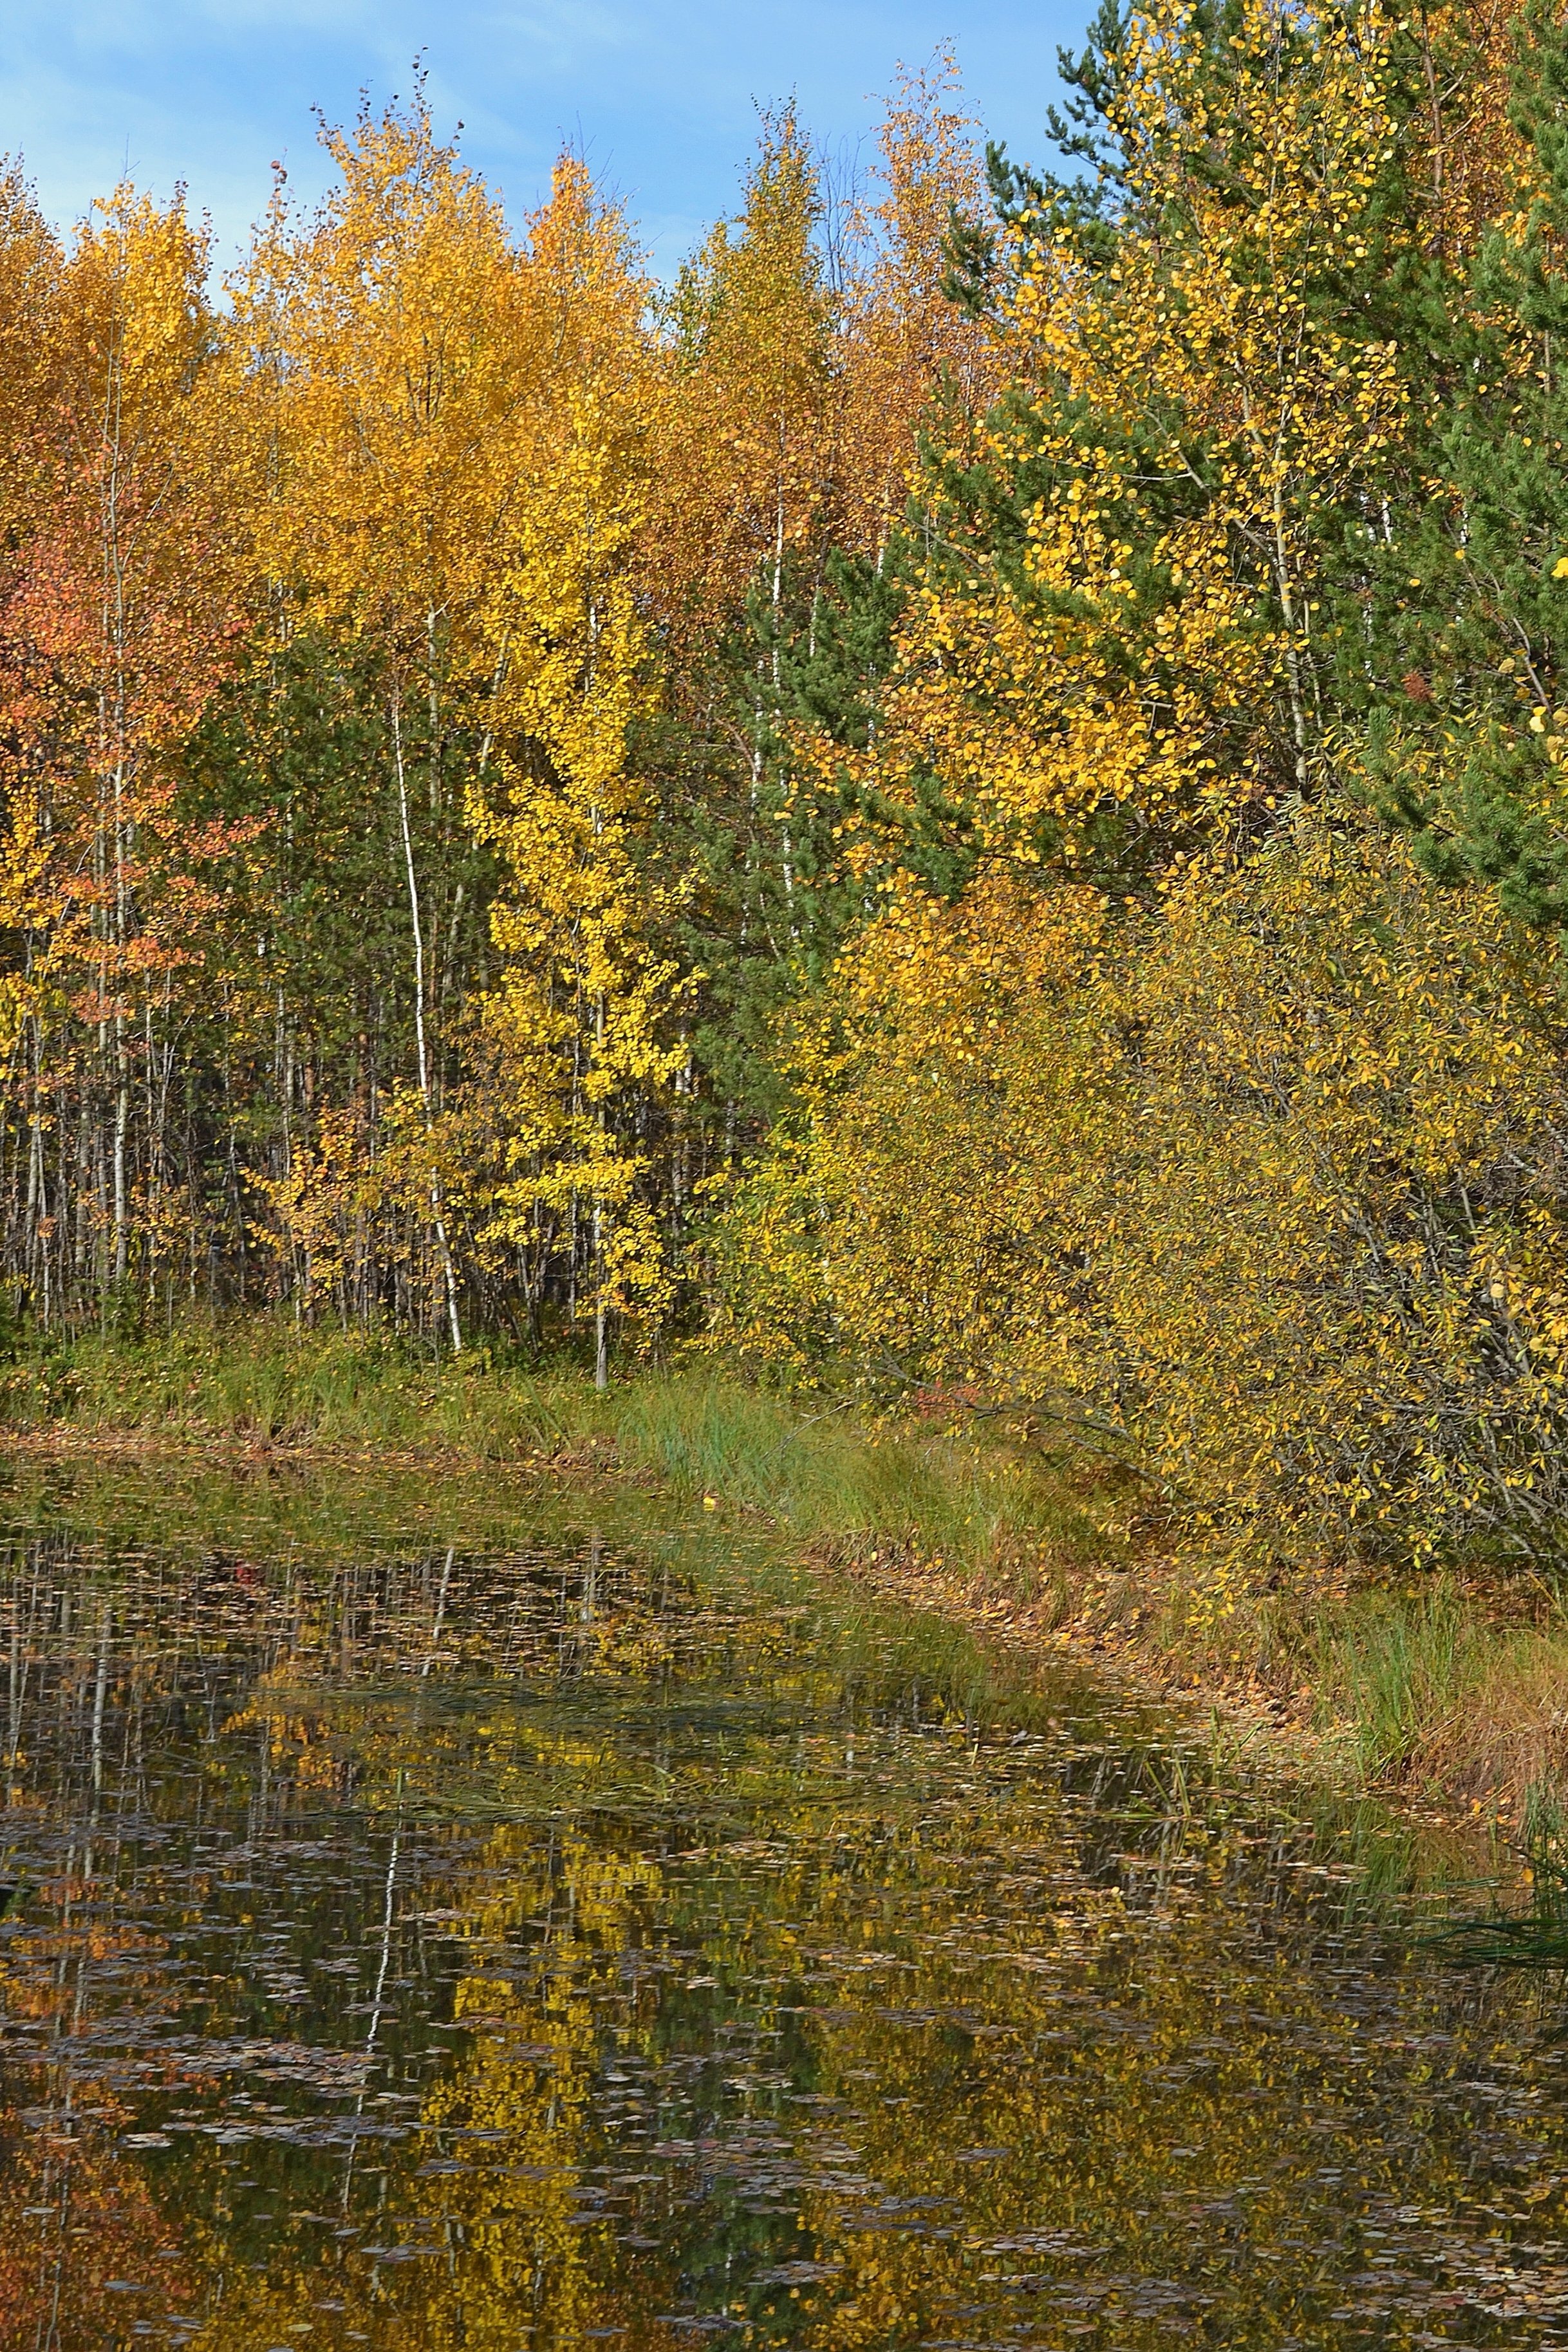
[467, 160, 683, 1383]
[236, 92, 527, 1349]
[1354, 2, 1568, 929]
[0, 180, 243, 1320]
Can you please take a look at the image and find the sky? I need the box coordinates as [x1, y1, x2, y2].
[1, 1, 1087, 280]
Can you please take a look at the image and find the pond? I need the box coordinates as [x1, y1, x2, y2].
[1, 1451, 1566, 2351]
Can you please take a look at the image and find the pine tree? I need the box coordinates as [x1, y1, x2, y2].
[1352, 3, 1568, 929]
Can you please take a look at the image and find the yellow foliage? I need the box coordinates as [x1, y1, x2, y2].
[713, 2, 1568, 1578]
[467, 160, 686, 1347]
[835, 0, 1407, 872]
[240, 110, 685, 1353]
[725, 819, 1568, 1574]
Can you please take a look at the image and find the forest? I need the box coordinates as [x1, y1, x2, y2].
[3, 0, 1568, 1591]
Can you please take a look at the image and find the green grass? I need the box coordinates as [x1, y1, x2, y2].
[1312, 1581, 1473, 1782]
[611, 1373, 1101, 1569]
[1287, 1574, 1568, 1811]
[0, 1318, 600, 1457]
[0, 1315, 1108, 1588]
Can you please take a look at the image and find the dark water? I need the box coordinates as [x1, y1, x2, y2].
[1, 1457, 1565, 2351]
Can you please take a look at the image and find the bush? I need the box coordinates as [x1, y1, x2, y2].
[717, 816, 1568, 1580]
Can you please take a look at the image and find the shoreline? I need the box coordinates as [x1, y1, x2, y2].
[827, 1535, 1513, 1847]
[0, 1378, 1538, 1851]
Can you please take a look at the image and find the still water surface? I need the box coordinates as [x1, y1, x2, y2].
[1, 1455, 1566, 2351]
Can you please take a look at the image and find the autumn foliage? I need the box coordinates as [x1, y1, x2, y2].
[8, 9, 1568, 1577]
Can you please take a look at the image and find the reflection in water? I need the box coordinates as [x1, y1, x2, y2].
[0, 1461, 1565, 2349]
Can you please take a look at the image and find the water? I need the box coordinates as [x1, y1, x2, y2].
[2, 1454, 1566, 2351]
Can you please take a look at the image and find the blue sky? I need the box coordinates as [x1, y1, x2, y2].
[1, 1, 1087, 279]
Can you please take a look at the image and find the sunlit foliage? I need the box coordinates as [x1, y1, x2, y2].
[8, 3, 1568, 1577]
[716, 0, 1568, 1582]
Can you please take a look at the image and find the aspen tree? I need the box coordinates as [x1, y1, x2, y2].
[655, 106, 840, 657]
[0, 184, 238, 1314]
[839, 50, 998, 563]
[718, 3, 1568, 1579]
[467, 162, 682, 1385]
[237, 95, 519, 1348]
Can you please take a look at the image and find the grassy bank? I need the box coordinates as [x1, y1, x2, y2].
[1, 1316, 1562, 1819]
[0, 1315, 1108, 1558]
